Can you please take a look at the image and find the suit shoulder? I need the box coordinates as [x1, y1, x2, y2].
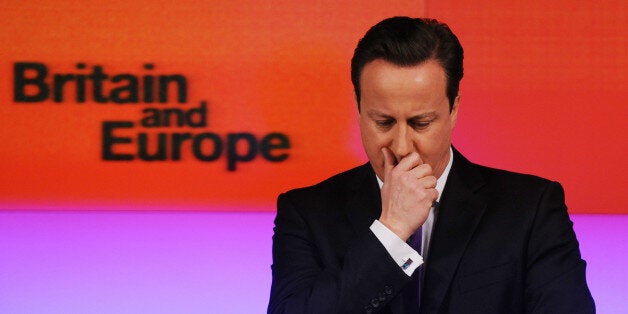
[452, 148, 558, 191]
[477, 164, 554, 186]
[279, 163, 371, 202]
[472, 163, 564, 206]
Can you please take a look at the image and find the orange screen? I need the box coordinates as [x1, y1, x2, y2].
[0, 0, 625, 213]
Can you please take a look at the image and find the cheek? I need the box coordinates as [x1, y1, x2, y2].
[413, 127, 451, 155]
[361, 131, 381, 153]
[360, 129, 386, 178]
[359, 127, 387, 163]
[360, 124, 384, 146]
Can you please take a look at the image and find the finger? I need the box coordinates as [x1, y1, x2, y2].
[421, 188, 439, 204]
[415, 151, 424, 165]
[381, 147, 396, 179]
[396, 152, 423, 171]
[416, 175, 438, 189]
[409, 163, 434, 179]
[431, 188, 440, 203]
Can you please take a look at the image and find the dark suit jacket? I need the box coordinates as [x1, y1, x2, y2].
[268, 149, 594, 313]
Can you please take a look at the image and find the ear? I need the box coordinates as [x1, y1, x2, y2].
[450, 95, 460, 128]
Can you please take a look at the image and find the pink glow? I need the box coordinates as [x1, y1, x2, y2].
[0, 212, 625, 313]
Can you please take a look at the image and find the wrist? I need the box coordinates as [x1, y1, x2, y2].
[378, 218, 412, 241]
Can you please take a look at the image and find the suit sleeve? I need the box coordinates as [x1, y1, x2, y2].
[268, 193, 411, 314]
[524, 181, 595, 313]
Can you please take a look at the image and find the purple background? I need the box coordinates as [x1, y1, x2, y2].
[1, 211, 626, 313]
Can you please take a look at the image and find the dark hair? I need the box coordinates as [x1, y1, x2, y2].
[351, 17, 464, 111]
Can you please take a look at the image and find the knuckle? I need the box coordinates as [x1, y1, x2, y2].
[390, 167, 401, 177]
[429, 176, 437, 186]
[424, 164, 433, 172]
[416, 164, 429, 173]
[416, 186, 429, 198]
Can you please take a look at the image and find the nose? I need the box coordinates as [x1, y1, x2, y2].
[390, 125, 414, 161]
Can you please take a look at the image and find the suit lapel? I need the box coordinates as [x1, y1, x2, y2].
[422, 149, 488, 313]
[340, 154, 488, 313]
[344, 163, 382, 234]
[342, 163, 408, 314]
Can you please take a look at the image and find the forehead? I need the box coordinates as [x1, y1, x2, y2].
[359, 59, 448, 110]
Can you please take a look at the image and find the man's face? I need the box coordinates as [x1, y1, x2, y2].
[358, 59, 459, 181]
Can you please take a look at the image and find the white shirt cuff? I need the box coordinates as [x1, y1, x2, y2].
[370, 220, 423, 276]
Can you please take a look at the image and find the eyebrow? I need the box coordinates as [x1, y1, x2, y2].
[409, 112, 438, 120]
[366, 110, 391, 119]
[366, 110, 438, 120]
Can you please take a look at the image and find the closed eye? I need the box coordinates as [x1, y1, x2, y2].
[409, 121, 430, 130]
[375, 119, 395, 128]
[409, 115, 436, 130]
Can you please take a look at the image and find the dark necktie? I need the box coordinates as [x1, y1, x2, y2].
[403, 226, 423, 313]
[405, 200, 440, 313]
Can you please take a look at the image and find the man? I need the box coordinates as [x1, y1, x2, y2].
[268, 17, 594, 314]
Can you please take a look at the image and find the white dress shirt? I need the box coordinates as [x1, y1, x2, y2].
[369, 147, 453, 276]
